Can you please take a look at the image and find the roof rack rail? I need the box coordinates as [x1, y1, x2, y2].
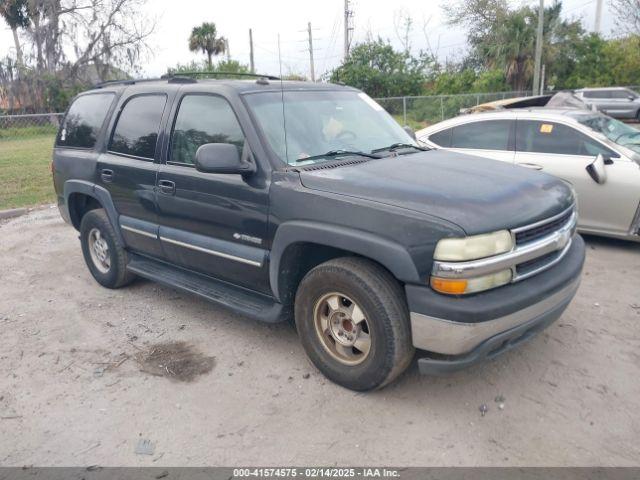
[92, 71, 280, 89]
[93, 77, 165, 89]
[171, 71, 280, 80]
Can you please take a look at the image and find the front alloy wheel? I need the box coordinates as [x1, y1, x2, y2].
[295, 257, 414, 391]
[313, 292, 372, 365]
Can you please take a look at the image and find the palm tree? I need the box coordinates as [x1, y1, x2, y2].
[188, 22, 226, 69]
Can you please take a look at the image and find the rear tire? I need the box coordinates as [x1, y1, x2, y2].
[80, 209, 135, 289]
[294, 257, 414, 391]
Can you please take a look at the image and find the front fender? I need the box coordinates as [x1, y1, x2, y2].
[269, 220, 420, 301]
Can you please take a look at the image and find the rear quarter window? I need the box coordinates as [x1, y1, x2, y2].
[56, 93, 115, 148]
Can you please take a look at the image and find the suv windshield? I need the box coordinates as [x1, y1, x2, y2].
[244, 90, 416, 164]
[575, 114, 640, 154]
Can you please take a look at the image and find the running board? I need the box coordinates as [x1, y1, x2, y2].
[127, 253, 285, 323]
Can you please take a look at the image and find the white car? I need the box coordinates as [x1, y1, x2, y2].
[416, 108, 640, 242]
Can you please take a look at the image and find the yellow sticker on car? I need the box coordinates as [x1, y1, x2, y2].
[540, 123, 554, 134]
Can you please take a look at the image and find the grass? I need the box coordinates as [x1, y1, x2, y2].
[0, 133, 56, 210]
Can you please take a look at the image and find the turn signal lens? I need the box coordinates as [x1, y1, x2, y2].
[431, 269, 512, 295]
[430, 277, 468, 295]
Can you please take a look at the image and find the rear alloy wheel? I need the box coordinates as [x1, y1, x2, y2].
[295, 257, 414, 391]
[80, 208, 135, 289]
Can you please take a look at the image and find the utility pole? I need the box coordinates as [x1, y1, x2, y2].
[344, 0, 353, 60]
[594, 0, 603, 33]
[225, 39, 231, 62]
[307, 22, 316, 82]
[540, 64, 546, 95]
[249, 29, 255, 73]
[532, 0, 544, 95]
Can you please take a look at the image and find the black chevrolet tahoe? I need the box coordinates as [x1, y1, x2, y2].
[52, 76, 585, 390]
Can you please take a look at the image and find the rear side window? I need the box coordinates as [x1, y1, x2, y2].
[170, 94, 245, 166]
[109, 94, 167, 159]
[56, 93, 114, 148]
[582, 90, 610, 99]
[428, 128, 452, 147]
[451, 120, 513, 151]
[610, 90, 633, 99]
[516, 120, 616, 157]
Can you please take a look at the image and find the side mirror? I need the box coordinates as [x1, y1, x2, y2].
[628, 95, 636, 101]
[586, 154, 607, 185]
[195, 143, 256, 175]
[403, 125, 416, 141]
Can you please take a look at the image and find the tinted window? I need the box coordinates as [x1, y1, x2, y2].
[109, 95, 167, 159]
[56, 93, 114, 148]
[170, 95, 245, 165]
[516, 120, 615, 156]
[583, 90, 610, 99]
[428, 128, 452, 147]
[610, 90, 633, 99]
[451, 120, 512, 150]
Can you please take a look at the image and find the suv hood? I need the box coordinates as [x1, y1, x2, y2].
[298, 150, 574, 235]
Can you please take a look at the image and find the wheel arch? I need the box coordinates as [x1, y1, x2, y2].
[270, 221, 420, 304]
[63, 180, 124, 246]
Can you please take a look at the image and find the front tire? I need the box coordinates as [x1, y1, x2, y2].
[294, 257, 414, 391]
[80, 209, 135, 289]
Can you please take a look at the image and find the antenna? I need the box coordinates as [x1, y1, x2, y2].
[277, 33, 289, 163]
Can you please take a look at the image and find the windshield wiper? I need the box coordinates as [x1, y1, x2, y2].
[296, 149, 381, 162]
[371, 143, 429, 154]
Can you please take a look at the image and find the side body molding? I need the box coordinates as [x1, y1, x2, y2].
[269, 220, 421, 301]
[63, 179, 124, 246]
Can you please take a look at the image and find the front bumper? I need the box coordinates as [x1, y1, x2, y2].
[407, 234, 585, 375]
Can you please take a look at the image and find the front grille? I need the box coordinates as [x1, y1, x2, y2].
[516, 251, 560, 276]
[515, 209, 573, 245]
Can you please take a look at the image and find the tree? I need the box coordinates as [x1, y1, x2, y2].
[445, 0, 584, 91]
[188, 22, 226, 69]
[330, 38, 431, 97]
[0, 0, 29, 67]
[610, 0, 640, 35]
[0, 0, 154, 112]
[167, 59, 250, 78]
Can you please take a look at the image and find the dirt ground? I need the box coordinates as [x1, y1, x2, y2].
[0, 207, 639, 467]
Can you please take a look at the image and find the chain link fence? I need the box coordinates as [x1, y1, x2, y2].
[374, 91, 535, 129]
[375, 86, 640, 129]
[0, 113, 63, 209]
[0, 113, 63, 140]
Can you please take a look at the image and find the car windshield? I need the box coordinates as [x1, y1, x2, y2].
[243, 90, 416, 165]
[576, 114, 640, 154]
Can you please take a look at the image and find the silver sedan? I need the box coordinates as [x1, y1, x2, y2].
[416, 108, 640, 242]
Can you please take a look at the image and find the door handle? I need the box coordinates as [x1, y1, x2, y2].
[517, 162, 543, 171]
[101, 169, 114, 183]
[157, 180, 176, 195]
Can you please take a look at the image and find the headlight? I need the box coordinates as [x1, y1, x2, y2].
[433, 230, 513, 261]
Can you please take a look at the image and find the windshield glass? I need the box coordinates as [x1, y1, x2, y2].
[576, 114, 640, 154]
[244, 90, 416, 164]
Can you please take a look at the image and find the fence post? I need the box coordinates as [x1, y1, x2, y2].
[402, 97, 407, 126]
[440, 96, 444, 121]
